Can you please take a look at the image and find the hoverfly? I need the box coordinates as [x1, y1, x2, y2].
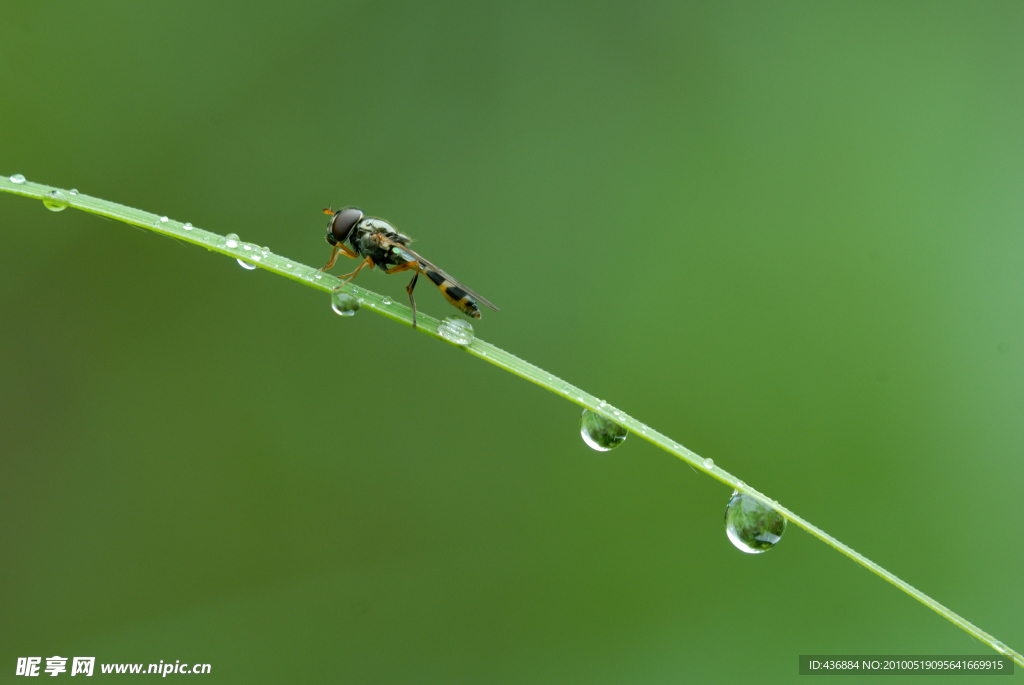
[320, 207, 498, 328]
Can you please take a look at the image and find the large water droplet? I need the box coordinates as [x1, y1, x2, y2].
[10, 174, 26, 184]
[42, 190, 68, 212]
[331, 290, 360, 317]
[69, 189, 78, 195]
[438, 316, 474, 345]
[724, 490, 786, 554]
[579, 409, 627, 451]
[183, 222, 193, 230]
[237, 259, 257, 270]
[382, 296, 392, 305]
[159, 216, 169, 223]
[224, 233, 239, 248]
[703, 458, 714, 469]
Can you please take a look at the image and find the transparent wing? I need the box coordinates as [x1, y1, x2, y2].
[383, 240, 500, 312]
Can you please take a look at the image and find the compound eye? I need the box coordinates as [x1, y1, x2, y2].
[330, 207, 363, 243]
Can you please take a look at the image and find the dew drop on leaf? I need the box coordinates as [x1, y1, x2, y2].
[438, 316, 474, 345]
[237, 259, 257, 270]
[42, 190, 68, 212]
[579, 409, 627, 451]
[724, 490, 786, 554]
[331, 291, 360, 317]
[224, 233, 239, 248]
[10, 174, 26, 184]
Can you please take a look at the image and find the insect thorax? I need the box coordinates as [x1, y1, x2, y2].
[351, 218, 412, 269]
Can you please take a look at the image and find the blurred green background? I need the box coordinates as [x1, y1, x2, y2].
[2, 1, 1022, 682]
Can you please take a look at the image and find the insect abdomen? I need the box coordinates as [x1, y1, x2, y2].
[425, 268, 481, 318]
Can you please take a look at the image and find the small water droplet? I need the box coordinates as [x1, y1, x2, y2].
[69, 189, 78, 195]
[579, 409, 628, 451]
[438, 316, 475, 345]
[314, 273, 322, 280]
[243, 244, 252, 251]
[331, 290, 360, 316]
[225, 233, 239, 248]
[725, 490, 787, 554]
[42, 189, 69, 212]
[10, 174, 26, 184]
[236, 259, 257, 270]
[703, 458, 714, 469]
[382, 296, 392, 305]
[261, 246, 270, 255]
[159, 216, 169, 223]
[285, 263, 292, 268]
[183, 222, 193, 230]
[599, 400, 607, 409]
[736, 481, 745, 489]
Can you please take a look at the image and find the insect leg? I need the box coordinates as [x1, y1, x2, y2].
[383, 260, 424, 328]
[320, 243, 358, 271]
[336, 256, 375, 285]
[406, 269, 420, 329]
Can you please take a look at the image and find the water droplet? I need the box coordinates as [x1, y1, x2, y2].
[10, 174, 26, 184]
[225, 233, 239, 249]
[599, 400, 607, 409]
[183, 222, 193, 230]
[236, 259, 257, 270]
[438, 316, 475, 345]
[725, 490, 787, 554]
[382, 296, 392, 305]
[331, 291, 360, 316]
[703, 458, 714, 469]
[243, 244, 252, 251]
[285, 263, 292, 268]
[69, 189, 78, 195]
[314, 273, 322, 280]
[159, 216, 169, 223]
[579, 409, 628, 451]
[42, 189, 68, 212]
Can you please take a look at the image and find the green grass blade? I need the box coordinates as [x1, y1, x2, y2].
[2, 175, 1019, 666]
